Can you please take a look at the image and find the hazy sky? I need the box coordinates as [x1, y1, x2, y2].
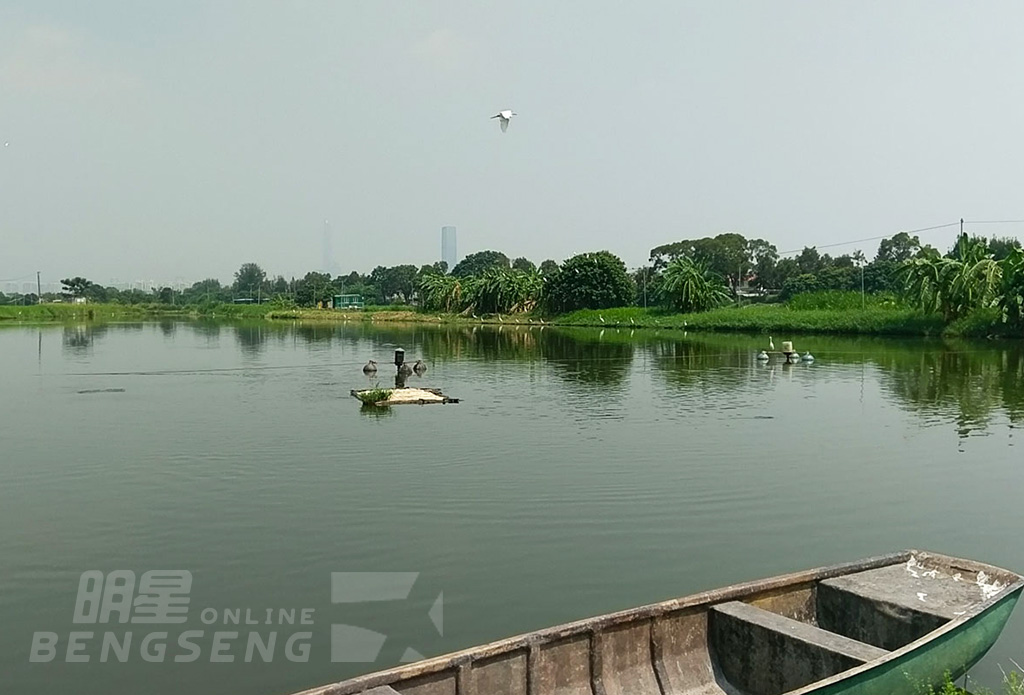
[2, 1, 1023, 287]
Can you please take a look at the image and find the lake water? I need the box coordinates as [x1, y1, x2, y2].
[2, 321, 1023, 695]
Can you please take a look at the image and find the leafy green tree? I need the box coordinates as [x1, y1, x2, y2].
[982, 235, 1022, 261]
[794, 247, 825, 274]
[60, 277, 96, 299]
[659, 256, 731, 312]
[233, 263, 267, 295]
[451, 250, 510, 277]
[650, 233, 758, 289]
[369, 264, 418, 303]
[747, 239, 779, 289]
[182, 278, 226, 304]
[780, 274, 822, 300]
[632, 266, 662, 307]
[543, 251, 635, 312]
[862, 260, 901, 294]
[539, 259, 560, 277]
[296, 271, 333, 306]
[156, 287, 174, 304]
[876, 232, 925, 262]
[511, 257, 536, 273]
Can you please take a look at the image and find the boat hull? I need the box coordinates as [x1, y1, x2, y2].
[292, 551, 1023, 695]
[793, 588, 1022, 695]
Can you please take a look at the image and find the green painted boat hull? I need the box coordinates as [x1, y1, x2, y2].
[805, 588, 1022, 695]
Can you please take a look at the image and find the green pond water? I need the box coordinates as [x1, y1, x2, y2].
[1, 321, 1023, 695]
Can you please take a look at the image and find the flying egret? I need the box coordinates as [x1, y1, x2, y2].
[490, 109, 517, 132]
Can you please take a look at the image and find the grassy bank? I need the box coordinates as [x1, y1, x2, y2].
[4, 301, 1019, 339]
[0, 303, 167, 322]
[555, 305, 947, 336]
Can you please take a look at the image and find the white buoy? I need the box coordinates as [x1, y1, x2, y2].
[756, 350, 769, 360]
[802, 352, 815, 361]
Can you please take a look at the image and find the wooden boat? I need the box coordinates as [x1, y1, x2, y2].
[295, 550, 1022, 695]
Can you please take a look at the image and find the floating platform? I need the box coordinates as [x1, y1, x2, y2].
[350, 387, 460, 407]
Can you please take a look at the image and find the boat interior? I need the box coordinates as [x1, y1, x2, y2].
[303, 552, 1020, 695]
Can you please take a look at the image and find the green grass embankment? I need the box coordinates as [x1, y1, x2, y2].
[554, 305, 947, 336]
[4, 300, 1019, 339]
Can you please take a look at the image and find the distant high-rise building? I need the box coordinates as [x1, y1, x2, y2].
[322, 220, 334, 274]
[441, 226, 457, 272]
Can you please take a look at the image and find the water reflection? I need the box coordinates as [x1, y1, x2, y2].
[877, 344, 1024, 436]
[158, 320, 177, 338]
[233, 323, 269, 356]
[157, 321, 1024, 437]
[61, 324, 105, 354]
[537, 329, 634, 388]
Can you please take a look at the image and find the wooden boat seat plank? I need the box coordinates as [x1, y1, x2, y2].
[820, 563, 989, 620]
[712, 601, 888, 663]
[710, 601, 889, 695]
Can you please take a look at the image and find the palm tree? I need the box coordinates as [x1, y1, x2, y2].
[659, 256, 731, 313]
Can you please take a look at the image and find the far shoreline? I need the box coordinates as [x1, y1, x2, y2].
[2, 302, 1021, 339]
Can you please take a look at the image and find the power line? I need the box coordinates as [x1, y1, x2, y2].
[777, 221, 962, 257]
[776, 218, 1024, 258]
[0, 273, 39, 283]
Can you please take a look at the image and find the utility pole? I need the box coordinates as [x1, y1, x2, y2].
[861, 263, 865, 309]
[36, 271, 41, 304]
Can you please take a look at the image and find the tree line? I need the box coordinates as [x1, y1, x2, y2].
[2, 230, 1021, 329]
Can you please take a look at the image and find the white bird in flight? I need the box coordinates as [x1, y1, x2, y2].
[491, 109, 517, 133]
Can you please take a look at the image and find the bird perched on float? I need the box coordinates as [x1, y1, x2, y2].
[768, 336, 775, 350]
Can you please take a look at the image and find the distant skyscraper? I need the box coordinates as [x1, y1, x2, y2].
[322, 220, 334, 274]
[441, 226, 457, 272]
